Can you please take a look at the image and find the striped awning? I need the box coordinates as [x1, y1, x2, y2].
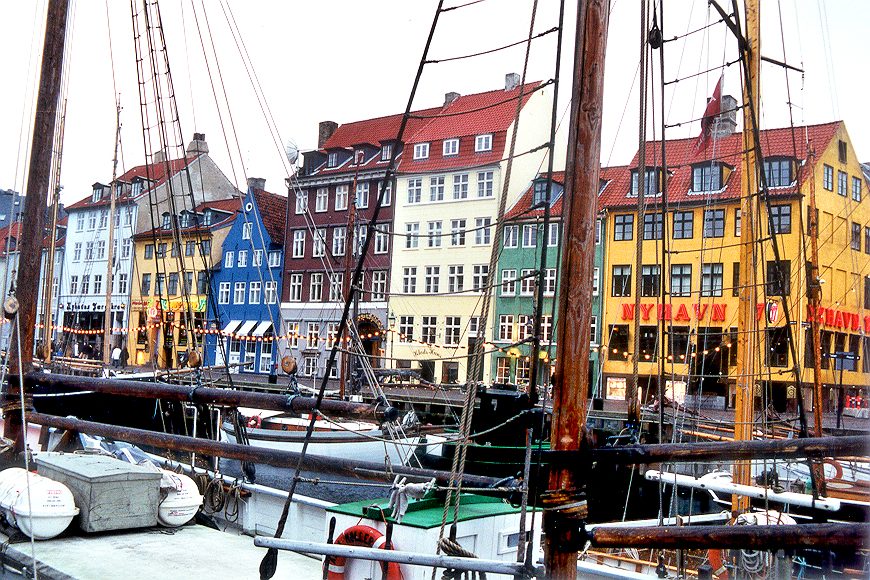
[251, 321, 273, 337]
[222, 320, 242, 335]
[236, 320, 258, 337]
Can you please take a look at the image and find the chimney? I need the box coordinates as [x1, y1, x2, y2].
[152, 150, 166, 164]
[247, 177, 266, 192]
[318, 121, 338, 148]
[711, 95, 738, 138]
[505, 72, 521, 91]
[444, 91, 460, 106]
[186, 133, 209, 154]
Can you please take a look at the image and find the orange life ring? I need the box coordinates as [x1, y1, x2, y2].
[707, 549, 729, 579]
[247, 415, 261, 429]
[824, 459, 844, 480]
[325, 524, 402, 580]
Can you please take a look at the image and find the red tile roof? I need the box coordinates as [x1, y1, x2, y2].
[505, 166, 626, 220]
[134, 197, 241, 239]
[598, 121, 841, 209]
[251, 188, 287, 244]
[321, 110, 439, 150]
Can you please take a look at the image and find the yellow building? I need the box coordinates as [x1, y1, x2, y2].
[128, 199, 239, 368]
[597, 120, 869, 413]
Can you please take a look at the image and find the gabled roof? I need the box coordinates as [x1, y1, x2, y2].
[66, 155, 201, 211]
[321, 111, 438, 151]
[250, 188, 286, 243]
[0, 222, 22, 256]
[598, 121, 841, 209]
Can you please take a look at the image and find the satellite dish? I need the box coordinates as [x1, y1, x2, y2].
[285, 140, 299, 165]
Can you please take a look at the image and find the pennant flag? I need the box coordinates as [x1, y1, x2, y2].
[694, 75, 723, 153]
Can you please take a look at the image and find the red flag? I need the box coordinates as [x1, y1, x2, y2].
[694, 75, 723, 153]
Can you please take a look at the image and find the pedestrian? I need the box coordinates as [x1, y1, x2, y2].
[111, 345, 122, 368]
[120, 347, 130, 369]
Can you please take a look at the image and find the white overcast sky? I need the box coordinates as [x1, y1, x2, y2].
[1, 1, 867, 206]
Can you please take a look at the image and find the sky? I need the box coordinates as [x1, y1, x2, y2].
[0, 0, 867, 207]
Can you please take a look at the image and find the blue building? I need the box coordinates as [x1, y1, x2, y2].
[206, 178, 286, 375]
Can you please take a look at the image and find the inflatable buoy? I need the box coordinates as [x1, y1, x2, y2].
[281, 356, 297, 375]
[247, 415, 261, 429]
[325, 524, 401, 580]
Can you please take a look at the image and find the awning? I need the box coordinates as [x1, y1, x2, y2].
[251, 321, 273, 337]
[236, 320, 258, 337]
[222, 320, 242, 335]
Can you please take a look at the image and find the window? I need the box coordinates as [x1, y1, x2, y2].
[837, 170, 848, 196]
[475, 217, 491, 245]
[125, 206, 134, 225]
[501, 269, 517, 295]
[823, 164, 833, 190]
[499, 315, 514, 341]
[445, 316, 461, 345]
[309, 273, 323, 301]
[673, 211, 693, 239]
[838, 139, 848, 163]
[140, 274, 150, 296]
[307, 322, 320, 349]
[469, 316, 481, 338]
[99, 209, 108, 229]
[69, 275, 79, 295]
[73, 242, 82, 261]
[242, 222, 254, 240]
[371, 271, 387, 301]
[533, 180, 553, 205]
[311, 228, 326, 258]
[451, 219, 466, 246]
[548, 223, 559, 246]
[249, 281, 261, 304]
[325, 323, 340, 349]
[117, 273, 128, 294]
[643, 213, 663, 240]
[302, 356, 317, 377]
[520, 224, 537, 248]
[327, 152, 339, 168]
[217, 282, 229, 303]
[87, 211, 97, 230]
[475, 134, 492, 152]
[85, 242, 94, 260]
[589, 316, 598, 345]
[248, 249, 261, 267]
[200, 240, 211, 257]
[427, 221, 442, 248]
[429, 176, 445, 202]
[424, 266, 440, 294]
[224, 251, 234, 268]
[233, 282, 245, 304]
[267, 250, 280, 267]
[407, 178, 422, 204]
[452, 174, 468, 199]
[692, 163, 723, 192]
[170, 242, 179, 258]
[413, 143, 429, 160]
[766, 260, 791, 295]
[315, 187, 328, 212]
[76, 213, 85, 231]
[670, 264, 692, 297]
[764, 158, 792, 187]
[766, 327, 789, 367]
[734, 208, 742, 237]
[770, 205, 791, 234]
[237, 250, 248, 267]
[374, 226, 389, 254]
[197, 271, 208, 294]
[402, 266, 417, 294]
[639, 326, 658, 361]
[853, 176, 862, 202]
[520, 269, 535, 296]
[472, 264, 489, 292]
[669, 326, 691, 361]
[595, 218, 603, 244]
[641, 265, 660, 297]
[157, 243, 167, 258]
[144, 244, 154, 260]
[701, 263, 724, 297]
[630, 167, 660, 196]
[284, 322, 299, 349]
[477, 171, 494, 197]
[518, 315, 533, 341]
[378, 181, 392, 206]
[399, 316, 414, 342]
[544, 268, 556, 296]
[495, 358, 511, 382]
[92, 274, 103, 295]
[614, 214, 634, 240]
[852, 223, 862, 251]
[405, 223, 419, 249]
[608, 325, 630, 360]
[703, 209, 725, 238]
[288, 274, 302, 301]
[355, 182, 369, 208]
[292, 230, 305, 257]
[264, 282, 278, 304]
[592, 268, 600, 295]
[335, 185, 348, 211]
[612, 265, 631, 297]
[332, 226, 346, 256]
[380, 143, 393, 161]
[184, 271, 193, 293]
[448, 265, 464, 293]
[443, 138, 459, 156]
[421, 316, 437, 344]
[184, 241, 195, 256]
[865, 226, 870, 255]
[328, 273, 343, 302]
[503, 225, 518, 248]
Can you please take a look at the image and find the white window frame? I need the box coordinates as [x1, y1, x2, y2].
[474, 217, 492, 245]
[355, 182, 369, 208]
[253, 249, 263, 267]
[429, 176, 445, 202]
[407, 178, 422, 204]
[477, 171, 494, 197]
[427, 221, 442, 248]
[501, 269, 517, 296]
[292, 230, 306, 258]
[520, 269, 535, 296]
[264, 281, 278, 304]
[315, 187, 328, 212]
[237, 250, 248, 268]
[413, 143, 430, 160]
[268, 250, 281, 267]
[443, 138, 459, 156]
[309, 272, 323, 301]
[448, 265, 464, 293]
[313, 228, 326, 258]
[248, 281, 261, 304]
[475, 134, 493, 152]
[521, 224, 537, 248]
[329, 273, 344, 302]
[225, 251, 234, 268]
[371, 271, 387, 301]
[405, 223, 419, 249]
[332, 227, 346, 256]
[218, 282, 230, 304]
[374, 227, 389, 254]
[233, 282, 246, 304]
[503, 226, 518, 248]
[242, 222, 253, 239]
[452, 173, 469, 199]
[288, 274, 302, 302]
[335, 185, 348, 211]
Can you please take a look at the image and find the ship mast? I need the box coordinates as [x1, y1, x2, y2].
[41, 98, 67, 363]
[543, 0, 609, 577]
[102, 100, 122, 365]
[732, 0, 761, 515]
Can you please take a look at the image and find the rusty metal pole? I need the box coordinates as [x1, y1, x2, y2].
[543, 1, 609, 577]
[5, 0, 70, 451]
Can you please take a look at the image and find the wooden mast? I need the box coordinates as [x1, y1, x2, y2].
[102, 101, 122, 365]
[543, 0, 609, 577]
[732, 0, 760, 515]
[5, 0, 70, 451]
[41, 98, 67, 363]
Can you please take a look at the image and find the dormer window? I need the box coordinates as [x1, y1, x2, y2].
[763, 157, 793, 187]
[354, 150, 365, 164]
[413, 143, 429, 160]
[533, 180, 551, 205]
[327, 152, 339, 168]
[92, 185, 104, 202]
[630, 167, 661, 196]
[162, 212, 172, 230]
[132, 180, 143, 196]
[443, 138, 459, 156]
[179, 211, 190, 228]
[475, 134, 492, 152]
[380, 143, 393, 161]
[202, 210, 213, 226]
[691, 163, 724, 192]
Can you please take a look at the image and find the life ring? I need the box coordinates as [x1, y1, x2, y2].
[824, 459, 844, 481]
[707, 549, 728, 579]
[325, 524, 402, 580]
[247, 415, 261, 429]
